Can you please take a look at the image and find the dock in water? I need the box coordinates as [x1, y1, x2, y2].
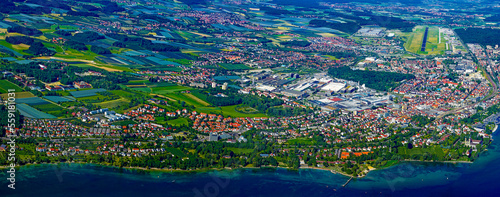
[342, 177, 353, 187]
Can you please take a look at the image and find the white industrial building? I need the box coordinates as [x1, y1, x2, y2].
[321, 82, 346, 92]
[256, 85, 276, 91]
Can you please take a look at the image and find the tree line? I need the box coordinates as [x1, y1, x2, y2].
[26, 42, 56, 56]
[0, 0, 51, 15]
[5, 36, 34, 45]
[328, 66, 415, 91]
[3, 61, 128, 90]
[455, 28, 500, 47]
[7, 26, 42, 36]
[107, 33, 180, 52]
[280, 40, 311, 47]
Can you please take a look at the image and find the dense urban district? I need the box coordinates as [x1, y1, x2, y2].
[1, 0, 500, 177]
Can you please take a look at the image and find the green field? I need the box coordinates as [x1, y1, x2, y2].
[53, 47, 100, 61]
[286, 137, 316, 145]
[95, 98, 130, 108]
[397, 145, 447, 159]
[403, 26, 446, 55]
[165, 147, 186, 158]
[166, 58, 192, 65]
[219, 63, 252, 70]
[226, 147, 254, 154]
[0, 40, 31, 56]
[404, 26, 425, 53]
[51, 24, 79, 30]
[0, 91, 34, 100]
[190, 90, 209, 102]
[130, 87, 152, 93]
[32, 103, 65, 117]
[424, 27, 447, 55]
[151, 86, 192, 94]
[147, 82, 176, 88]
[109, 90, 136, 97]
[127, 80, 150, 84]
[0, 80, 24, 93]
[197, 105, 268, 118]
[235, 106, 259, 114]
[164, 93, 209, 107]
[76, 94, 112, 103]
[166, 117, 189, 126]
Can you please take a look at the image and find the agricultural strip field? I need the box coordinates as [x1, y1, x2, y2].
[146, 82, 177, 88]
[126, 84, 148, 88]
[0, 91, 34, 100]
[183, 93, 210, 106]
[130, 87, 152, 93]
[95, 98, 130, 108]
[109, 90, 136, 97]
[17, 103, 57, 119]
[163, 93, 209, 107]
[33, 103, 64, 116]
[151, 86, 192, 94]
[0, 80, 24, 93]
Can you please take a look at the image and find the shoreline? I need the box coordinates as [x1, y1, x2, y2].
[403, 159, 473, 164]
[117, 159, 473, 178]
[1, 159, 470, 179]
[299, 166, 361, 178]
[0, 162, 361, 178]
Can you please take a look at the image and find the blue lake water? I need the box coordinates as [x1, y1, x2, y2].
[1, 129, 500, 196]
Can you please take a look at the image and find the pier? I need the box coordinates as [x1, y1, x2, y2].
[342, 177, 353, 187]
